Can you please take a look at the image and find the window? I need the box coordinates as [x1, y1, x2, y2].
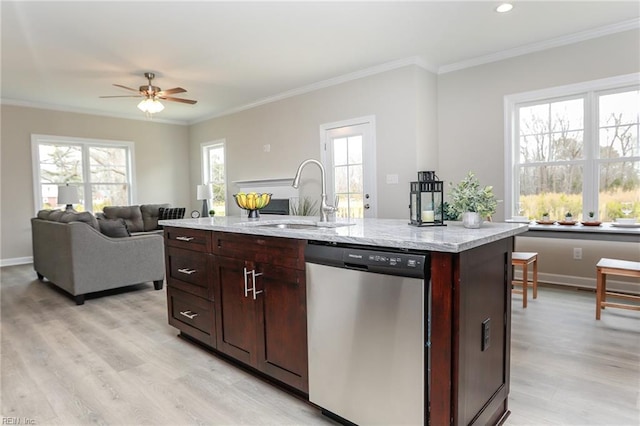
[202, 140, 226, 216]
[505, 74, 639, 221]
[32, 135, 134, 213]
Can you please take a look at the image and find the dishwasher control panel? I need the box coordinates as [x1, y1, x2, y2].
[305, 243, 428, 279]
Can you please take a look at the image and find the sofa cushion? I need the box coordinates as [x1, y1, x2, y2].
[98, 218, 131, 238]
[37, 209, 99, 230]
[48, 210, 65, 222]
[158, 207, 186, 224]
[103, 205, 144, 232]
[140, 204, 170, 231]
[59, 211, 100, 230]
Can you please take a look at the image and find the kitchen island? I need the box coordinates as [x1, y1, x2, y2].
[159, 216, 528, 425]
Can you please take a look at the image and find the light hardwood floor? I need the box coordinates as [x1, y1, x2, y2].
[1, 264, 638, 425]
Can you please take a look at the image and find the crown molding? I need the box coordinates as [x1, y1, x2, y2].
[190, 56, 437, 124]
[0, 98, 189, 126]
[438, 18, 640, 74]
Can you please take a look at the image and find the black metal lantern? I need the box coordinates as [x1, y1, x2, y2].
[409, 171, 446, 227]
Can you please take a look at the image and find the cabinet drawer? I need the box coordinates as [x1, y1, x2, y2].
[213, 232, 305, 270]
[166, 246, 212, 299]
[164, 227, 212, 252]
[167, 287, 215, 346]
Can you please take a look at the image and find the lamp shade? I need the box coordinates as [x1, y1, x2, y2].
[137, 98, 164, 114]
[58, 184, 79, 205]
[197, 184, 213, 200]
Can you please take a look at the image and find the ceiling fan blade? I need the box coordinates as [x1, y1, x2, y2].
[158, 96, 197, 105]
[158, 87, 186, 96]
[113, 84, 140, 92]
[99, 95, 143, 98]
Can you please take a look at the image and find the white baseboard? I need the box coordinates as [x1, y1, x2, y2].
[1, 257, 33, 267]
[515, 271, 640, 295]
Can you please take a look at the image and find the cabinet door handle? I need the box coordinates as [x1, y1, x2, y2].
[177, 268, 197, 275]
[243, 267, 263, 300]
[175, 236, 194, 242]
[243, 267, 250, 297]
[179, 310, 198, 319]
[251, 271, 263, 300]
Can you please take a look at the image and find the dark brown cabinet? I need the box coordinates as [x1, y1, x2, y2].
[212, 232, 308, 393]
[163, 225, 513, 424]
[164, 227, 216, 347]
[164, 227, 308, 393]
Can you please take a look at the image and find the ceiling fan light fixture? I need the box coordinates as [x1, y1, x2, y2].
[137, 98, 164, 114]
[496, 3, 513, 13]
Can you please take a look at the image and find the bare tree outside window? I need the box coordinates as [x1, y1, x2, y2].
[203, 142, 226, 216]
[33, 137, 133, 212]
[515, 89, 639, 221]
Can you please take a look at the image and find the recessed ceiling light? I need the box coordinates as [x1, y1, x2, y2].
[496, 3, 514, 13]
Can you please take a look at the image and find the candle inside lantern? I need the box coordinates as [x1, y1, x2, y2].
[421, 210, 435, 222]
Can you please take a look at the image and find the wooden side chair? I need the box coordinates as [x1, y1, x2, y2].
[512, 252, 538, 308]
[596, 258, 640, 320]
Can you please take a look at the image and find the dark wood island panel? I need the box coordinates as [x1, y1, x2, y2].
[431, 238, 512, 426]
[163, 226, 513, 425]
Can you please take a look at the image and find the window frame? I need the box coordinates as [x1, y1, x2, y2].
[31, 134, 135, 214]
[201, 139, 227, 216]
[504, 73, 640, 219]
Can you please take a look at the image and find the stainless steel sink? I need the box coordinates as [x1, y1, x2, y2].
[257, 223, 326, 230]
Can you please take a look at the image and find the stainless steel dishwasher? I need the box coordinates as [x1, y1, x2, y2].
[305, 241, 430, 425]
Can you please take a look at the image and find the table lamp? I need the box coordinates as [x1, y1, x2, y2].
[197, 184, 213, 217]
[58, 184, 79, 211]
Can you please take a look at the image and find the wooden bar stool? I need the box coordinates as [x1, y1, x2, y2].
[596, 258, 640, 320]
[512, 252, 538, 308]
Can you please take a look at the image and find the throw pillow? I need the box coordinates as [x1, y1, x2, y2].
[157, 207, 186, 227]
[37, 209, 53, 220]
[98, 218, 131, 238]
[47, 210, 65, 222]
[59, 211, 100, 230]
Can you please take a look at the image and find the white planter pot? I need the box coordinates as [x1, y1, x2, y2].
[462, 212, 482, 229]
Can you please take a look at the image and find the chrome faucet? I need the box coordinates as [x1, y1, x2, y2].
[292, 159, 337, 222]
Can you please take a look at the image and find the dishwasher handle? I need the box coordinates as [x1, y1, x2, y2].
[344, 262, 369, 272]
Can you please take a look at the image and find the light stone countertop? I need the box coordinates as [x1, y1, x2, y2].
[159, 215, 528, 253]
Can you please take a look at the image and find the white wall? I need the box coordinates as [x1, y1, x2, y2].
[190, 65, 438, 219]
[0, 105, 190, 263]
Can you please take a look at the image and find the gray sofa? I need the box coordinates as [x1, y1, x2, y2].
[31, 208, 166, 305]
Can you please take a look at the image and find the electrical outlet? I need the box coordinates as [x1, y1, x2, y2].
[263, 144, 271, 152]
[481, 318, 491, 351]
[573, 247, 582, 260]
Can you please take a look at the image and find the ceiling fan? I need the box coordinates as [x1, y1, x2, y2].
[100, 72, 197, 114]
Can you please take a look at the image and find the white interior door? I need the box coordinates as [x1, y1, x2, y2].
[321, 116, 376, 219]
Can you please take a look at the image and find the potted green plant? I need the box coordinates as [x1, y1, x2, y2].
[290, 196, 318, 216]
[447, 172, 497, 229]
[564, 212, 573, 222]
[541, 212, 550, 221]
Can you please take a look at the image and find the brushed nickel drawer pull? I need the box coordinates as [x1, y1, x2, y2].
[251, 271, 263, 300]
[175, 236, 194, 242]
[179, 310, 198, 319]
[243, 268, 263, 299]
[178, 268, 197, 275]
[243, 267, 250, 297]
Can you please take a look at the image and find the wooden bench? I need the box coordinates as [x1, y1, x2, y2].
[596, 258, 640, 320]
[512, 252, 538, 308]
